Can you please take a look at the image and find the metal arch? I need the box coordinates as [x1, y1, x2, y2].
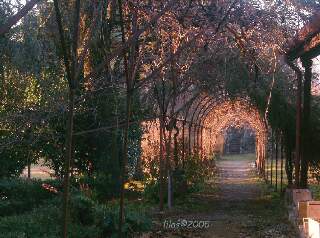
[186, 90, 230, 155]
[180, 90, 229, 159]
[201, 96, 268, 168]
[188, 95, 210, 156]
[196, 91, 230, 127]
[193, 93, 227, 151]
[192, 97, 215, 152]
[180, 93, 205, 163]
[178, 93, 208, 160]
[199, 94, 255, 128]
[195, 93, 263, 156]
[195, 92, 230, 154]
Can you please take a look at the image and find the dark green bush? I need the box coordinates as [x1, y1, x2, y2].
[0, 201, 102, 238]
[70, 193, 95, 225]
[0, 178, 60, 216]
[0, 178, 152, 238]
[143, 179, 161, 202]
[143, 155, 216, 202]
[95, 202, 152, 238]
[79, 173, 120, 202]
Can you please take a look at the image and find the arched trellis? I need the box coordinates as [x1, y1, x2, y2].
[181, 90, 231, 157]
[140, 91, 269, 176]
[200, 97, 268, 173]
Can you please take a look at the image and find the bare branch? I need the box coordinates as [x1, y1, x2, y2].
[0, 0, 42, 36]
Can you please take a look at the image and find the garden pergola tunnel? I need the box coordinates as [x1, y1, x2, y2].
[141, 92, 268, 178]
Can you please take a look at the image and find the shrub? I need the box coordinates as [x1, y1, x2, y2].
[79, 173, 120, 202]
[143, 179, 162, 203]
[70, 193, 95, 225]
[0, 200, 102, 238]
[95, 202, 152, 238]
[0, 178, 60, 216]
[0, 180, 152, 238]
[143, 155, 216, 202]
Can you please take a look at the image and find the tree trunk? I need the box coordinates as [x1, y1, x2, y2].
[27, 152, 31, 179]
[300, 57, 312, 188]
[53, 1, 80, 237]
[62, 89, 75, 238]
[285, 145, 293, 187]
[275, 133, 278, 191]
[159, 118, 165, 212]
[118, 0, 137, 235]
[295, 67, 302, 188]
[166, 129, 172, 209]
[286, 59, 303, 188]
[119, 90, 132, 236]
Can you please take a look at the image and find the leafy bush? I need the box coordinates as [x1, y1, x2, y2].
[0, 176, 152, 237]
[0, 146, 28, 178]
[0, 193, 152, 238]
[184, 155, 215, 186]
[143, 155, 216, 202]
[0, 200, 101, 238]
[143, 179, 161, 202]
[70, 193, 95, 225]
[0, 178, 61, 216]
[79, 173, 120, 202]
[95, 202, 152, 238]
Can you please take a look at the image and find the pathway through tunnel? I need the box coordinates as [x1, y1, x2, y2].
[154, 154, 298, 238]
[200, 153, 298, 238]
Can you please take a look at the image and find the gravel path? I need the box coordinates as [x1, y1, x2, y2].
[149, 154, 298, 238]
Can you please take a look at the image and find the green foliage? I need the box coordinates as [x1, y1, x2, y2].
[78, 173, 121, 202]
[0, 178, 60, 216]
[95, 202, 152, 238]
[183, 155, 216, 189]
[143, 154, 216, 202]
[0, 146, 27, 178]
[0, 201, 101, 238]
[143, 179, 161, 202]
[0, 178, 152, 238]
[70, 193, 96, 225]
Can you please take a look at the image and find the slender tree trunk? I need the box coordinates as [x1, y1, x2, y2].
[62, 89, 75, 238]
[53, 1, 80, 237]
[271, 132, 274, 186]
[285, 145, 293, 187]
[275, 134, 278, 191]
[300, 58, 312, 188]
[119, 90, 132, 236]
[27, 151, 31, 179]
[159, 118, 165, 212]
[118, 0, 138, 235]
[280, 135, 284, 192]
[188, 124, 192, 156]
[286, 59, 303, 188]
[295, 67, 303, 188]
[166, 129, 172, 209]
[182, 121, 185, 169]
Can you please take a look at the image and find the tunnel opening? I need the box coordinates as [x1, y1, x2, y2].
[223, 125, 256, 155]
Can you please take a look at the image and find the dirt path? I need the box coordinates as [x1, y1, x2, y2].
[150, 154, 297, 238]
